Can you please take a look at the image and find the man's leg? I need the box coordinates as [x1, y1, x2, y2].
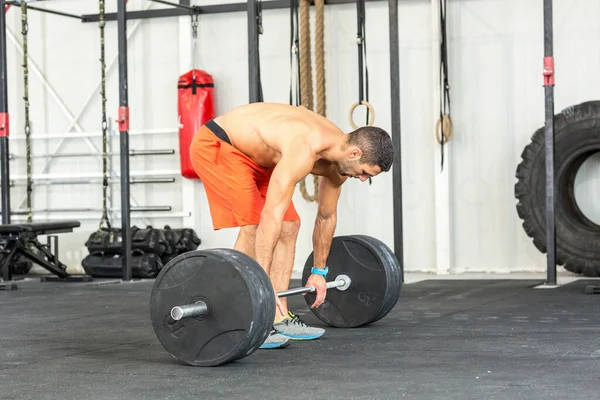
[234, 221, 295, 317]
[270, 214, 325, 340]
[233, 224, 292, 349]
[234, 225, 257, 259]
[268, 220, 300, 320]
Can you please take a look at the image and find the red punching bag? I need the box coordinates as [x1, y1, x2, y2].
[178, 69, 216, 179]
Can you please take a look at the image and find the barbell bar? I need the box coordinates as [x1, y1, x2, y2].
[170, 274, 353, 321]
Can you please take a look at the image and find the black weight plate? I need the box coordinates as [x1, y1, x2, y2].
[150, 249, 275, 366]
[302, 235, 402, 328]
[231, 250, 278, 361]
[353, 235, 402, 324]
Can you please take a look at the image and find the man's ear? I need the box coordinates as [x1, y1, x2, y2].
[348, 146, 362, 159]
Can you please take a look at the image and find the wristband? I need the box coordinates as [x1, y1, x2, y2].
[311, 266, 329, 277]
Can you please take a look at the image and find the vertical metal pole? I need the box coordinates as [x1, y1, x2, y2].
[0, 0, 11, 224]
[356, 0, 364, 102]
[247, 0, 260, 103]
[388, 0, 403, 282]
[117, 0, 132, 281]
[543, 0, 556, 286]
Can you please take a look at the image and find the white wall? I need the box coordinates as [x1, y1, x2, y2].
[3, 0, 599, 276]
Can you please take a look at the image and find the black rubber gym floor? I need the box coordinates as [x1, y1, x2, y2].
[1, 277, 599, 399]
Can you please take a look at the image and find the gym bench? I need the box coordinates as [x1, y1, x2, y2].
[0, 220, 92, 290]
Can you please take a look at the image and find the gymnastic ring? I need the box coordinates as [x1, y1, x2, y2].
[349, 100, 376, 130]
[435, 114, 453, 144]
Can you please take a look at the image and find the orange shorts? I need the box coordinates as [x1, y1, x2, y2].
[189, 120, 300, 230]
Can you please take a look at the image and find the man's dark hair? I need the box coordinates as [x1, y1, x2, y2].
[346, 126, 394, 172]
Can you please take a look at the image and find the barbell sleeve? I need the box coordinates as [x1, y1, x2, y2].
[171, 301, 208, 321]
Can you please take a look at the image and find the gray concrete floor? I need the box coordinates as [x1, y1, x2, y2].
[1, 276, 599, 399]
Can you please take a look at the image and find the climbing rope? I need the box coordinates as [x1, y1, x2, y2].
[436, 0, 453, 171]
[21, 1, 32, 223]
[315, 0, 326, 118]
[297, 0, 325, 203]
[299, 0, 313, 111]
[98, 0, 111, 230]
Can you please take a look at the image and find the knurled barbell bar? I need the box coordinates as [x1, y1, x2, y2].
[149, 234, 402, 367]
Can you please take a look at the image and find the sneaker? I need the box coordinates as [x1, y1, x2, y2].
[273, 311, 325, 340]
[259, 328, 291, 349]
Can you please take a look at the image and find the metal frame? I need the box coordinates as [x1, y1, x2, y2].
[1, 0, 405, 282]
[82, 0, 387, 22]
[2, 18, 156, 214]
[10, 177, 176, 186]
[247, 0, 261, 103]
[0, 1, 173, 229]
[5, 1, 90, 21]
[543, 0, 556, 286]
[11, 206, 172, 215]
[0, 0, 11, 225]
[9, 211, 191, 222]
[9, 148, 175, 160]
[9, 128, 177, 140]
[94, 0, 405, 275]
[117, 0, 132, 281]
[388, 0, 403, 280]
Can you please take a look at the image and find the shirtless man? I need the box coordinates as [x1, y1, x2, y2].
[189, 102, 393, 349]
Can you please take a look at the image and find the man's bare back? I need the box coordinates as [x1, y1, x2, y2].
[214, 103, 344, 175]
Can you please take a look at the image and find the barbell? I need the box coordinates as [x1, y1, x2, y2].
[149, 234, 402, 367]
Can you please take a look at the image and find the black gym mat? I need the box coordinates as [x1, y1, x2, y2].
[0, 277, 599, 399]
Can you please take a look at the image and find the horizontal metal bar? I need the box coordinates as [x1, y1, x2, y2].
[82, 0, 387, 22]
[9, 149, 175, 160]
[10, 177, 176, 186]
[150, 0, 199, 12]
[10, 206, 172, 215]
[9, 170, 179, 181]
[6, 211, 192, 221]
[130, 149, 175, 156]
[83, 6, 187, 22]
[6, 1, 89, 21]
[130, 177, 176, 184]
[9, 128, 177, 140]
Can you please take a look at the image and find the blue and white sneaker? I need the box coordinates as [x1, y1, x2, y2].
[273, 311, 325, 340]
[259, 328, 291, 349]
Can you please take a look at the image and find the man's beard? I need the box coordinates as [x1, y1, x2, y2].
[337, 160, 357, 177]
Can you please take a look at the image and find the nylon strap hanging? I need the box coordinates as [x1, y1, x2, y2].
[21, 1, 32, 222]
[98, 0, 111, 230]
[357, 0, 369, 125]
[437, 0, 453, 171]
[289, 0, 301, 106]
[348, 0, 374, 133]
[356, 0, 373, 184]
[191, 12, 198, 79]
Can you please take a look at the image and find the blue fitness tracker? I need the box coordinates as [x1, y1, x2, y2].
[311, 266, 329, 277]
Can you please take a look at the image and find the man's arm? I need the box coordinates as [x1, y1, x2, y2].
[312, 171, 346, 271]
[254, 148, 315, 274]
